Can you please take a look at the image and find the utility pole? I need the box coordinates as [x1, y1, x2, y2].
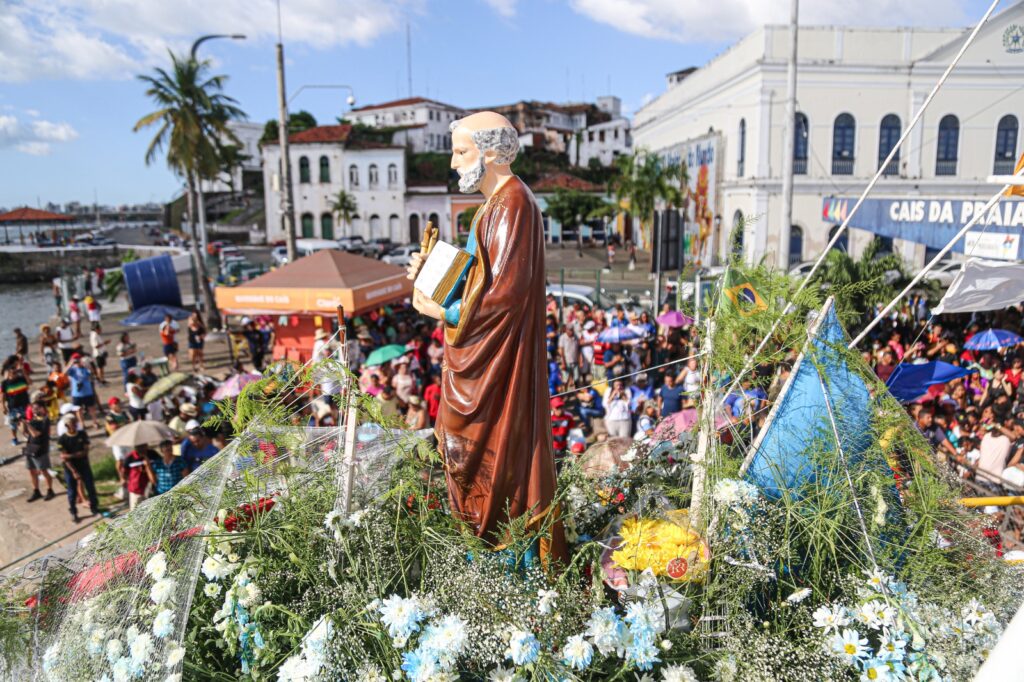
[276, 2, 297, 262]
[406, 22, 413, 97]
[778, 0, 799, 269]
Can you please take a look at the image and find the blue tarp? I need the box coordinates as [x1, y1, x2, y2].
[122, 254, 182, 311]
[121, 304, 191, 327]
[743, 300, 873, 499]
[885, 361, 977, 403]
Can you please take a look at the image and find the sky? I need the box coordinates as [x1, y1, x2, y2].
[0, 0, 1000, 209]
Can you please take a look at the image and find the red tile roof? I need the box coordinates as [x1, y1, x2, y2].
[532, 173, 604, 193]
[350, 96, 461, 112]
[287, 124, 352, 145]
[0, 207, 74, 223]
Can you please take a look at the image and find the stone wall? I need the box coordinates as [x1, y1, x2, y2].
[0, 247, 123, 283]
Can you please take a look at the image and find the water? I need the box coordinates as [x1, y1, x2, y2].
[0, 283, 58, 357]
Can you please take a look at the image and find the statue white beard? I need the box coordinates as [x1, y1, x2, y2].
[457, 156, 486, 194]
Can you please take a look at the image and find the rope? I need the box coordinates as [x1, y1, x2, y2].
[550, 351, 704, 398]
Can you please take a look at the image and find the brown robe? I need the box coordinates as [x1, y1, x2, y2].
[436, 176, 567, 565]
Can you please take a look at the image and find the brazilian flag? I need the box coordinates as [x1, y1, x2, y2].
[722, 268, 767, 317]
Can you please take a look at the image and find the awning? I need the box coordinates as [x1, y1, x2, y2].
[215, 249, 412, 316]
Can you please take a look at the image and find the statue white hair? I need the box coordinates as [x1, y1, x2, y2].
[449, 120, 520, 165]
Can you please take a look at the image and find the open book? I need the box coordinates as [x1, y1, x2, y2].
[414, 240, 474, 308]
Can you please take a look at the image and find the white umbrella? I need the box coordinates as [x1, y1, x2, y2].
[104, 420, 177, 448]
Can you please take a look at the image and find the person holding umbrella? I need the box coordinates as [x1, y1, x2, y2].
[57, 413, 99, 523]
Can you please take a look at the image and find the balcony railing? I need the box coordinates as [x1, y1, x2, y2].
[793, 158, 808, 175]
[936, 159, 958, 176]
[994, 158, 1016, 175]
[832, 158, 854, 176]
[879, 158, 899, 176]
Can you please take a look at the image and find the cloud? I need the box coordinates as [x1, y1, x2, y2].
[0, 113, 78, 156]
[483, 0, 519, 18]
[569, 0, 970, 43]
[1, 0, 417, 82]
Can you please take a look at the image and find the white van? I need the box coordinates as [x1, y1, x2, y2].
[295, 238, 339, 259]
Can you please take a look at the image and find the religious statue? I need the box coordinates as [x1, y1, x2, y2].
[407, 111, 567, 564]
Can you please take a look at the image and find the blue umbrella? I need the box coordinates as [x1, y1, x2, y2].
[121, 304, 191, 326]
[964, 328, 1024, 351]
[885, 361, 977, 403]
[598, 326, 639, 343]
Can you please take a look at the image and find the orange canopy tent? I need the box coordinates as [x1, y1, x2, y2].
[215, 249, 413, 362]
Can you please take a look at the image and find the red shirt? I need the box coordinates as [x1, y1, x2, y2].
[551, 412, 574, 451]
[593, 341, 605, 366]
[423, 384, 442, 419]
[124, 450, 150, 495]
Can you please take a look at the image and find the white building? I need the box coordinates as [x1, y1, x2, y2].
[201, 121, 265, 194]
[568, 96, 633, 167]
[633, 4, 1024, 267]
[347, 97, 467, 153]
[262, 125, 407, 243]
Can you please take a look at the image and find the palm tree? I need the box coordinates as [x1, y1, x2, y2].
[134, 51, 245, 329]
[330, 190, 358, 236]
[608, 150, 686, 248]
[812, 237, 907, 326]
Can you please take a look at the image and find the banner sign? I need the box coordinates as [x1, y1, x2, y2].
[822, 197, 1024, 260]
[660, 132, 721, 264]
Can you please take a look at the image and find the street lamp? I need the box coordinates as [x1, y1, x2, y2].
[288, 84, 357, 108]
[189, 33, 246, 257]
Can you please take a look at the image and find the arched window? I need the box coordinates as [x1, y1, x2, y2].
[428, 212, 440, 229]
[369, 214, 381, 238]
[832, 113, 855, 175]
[388, 214, 400, 239]
[878, 114, 901, 176]
[320, 213, 334, 240]
[829, 224, 848, 253]
[319, 155, 330, 183]
[300, 212, 314, 238]
[387, 163, 398, 187]
[731, 210, 744, 257]
[409, 214, 421, 244]
[936, 115, 959, 176]
[995, 114, 1019, 174]
[348, 164, 359, 188]
[793, 113, 809, 175]
[350, 214, 362, 236]
[298, 156, 311, 183]
[368, 164, 379, 188]
[788, 225, 803, 266]
[737, 119, 746, 177]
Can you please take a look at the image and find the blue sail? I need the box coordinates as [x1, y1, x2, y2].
[741, 300, 873, 499]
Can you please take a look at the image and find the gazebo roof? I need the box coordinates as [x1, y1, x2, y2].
[0, 207, 74, 223]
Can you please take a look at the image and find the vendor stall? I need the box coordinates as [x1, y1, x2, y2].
[214, 249, 412, 363]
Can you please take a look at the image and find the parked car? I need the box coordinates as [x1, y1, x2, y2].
[218, 246, 242, 265]
[923, 259, 963, 288]
[788, 261, 818, 279]
[381, 244, 420, 266]
[362, 238, 395, 259]
[207, 240, 226, 256]
[546, 283, 598, 311]
[271, 246, 289, 267]
[337, 235, 366, 254]
[295, 238, 339, 259]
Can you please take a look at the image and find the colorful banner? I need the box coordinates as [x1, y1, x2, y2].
[821, 196, 1024, 260]
[660, 132, 721, 264]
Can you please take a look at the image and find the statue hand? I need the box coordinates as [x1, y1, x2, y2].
[413, 289, 444, 321]
[406, 252, 425, 281]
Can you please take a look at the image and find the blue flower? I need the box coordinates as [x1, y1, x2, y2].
[623, 601, 661, 639]
[561, 634, 593, 671]
[508, 630, 540, 665]
[401, 647, 442, 682]
[585, 607, 626, 656]
[625, 634, 660, 671]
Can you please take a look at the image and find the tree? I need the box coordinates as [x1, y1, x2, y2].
[134, 51, 245, 329]
[811, 237, 908, 326]
[607, 150, 687, 248]
[330, 190, 358, 236]
[542, 188, 611, 253]
[259, 111, 318, 143]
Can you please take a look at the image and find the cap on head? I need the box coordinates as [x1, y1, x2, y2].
[185, 419, 202, 433]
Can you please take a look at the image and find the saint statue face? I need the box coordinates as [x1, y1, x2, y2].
[451, 126, 487, 194]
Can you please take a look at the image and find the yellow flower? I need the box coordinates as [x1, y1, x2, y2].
[611, 511, 710, 581]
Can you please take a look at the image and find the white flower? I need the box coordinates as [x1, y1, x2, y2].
[786, 588, 812, 604]
[238, 580, 262, 608]
[420, 614, 468, 663]
[201, 555, 229, 581]
[227, 552, 241, 563]
[153, 609, 175, 638]
[348, 509, 368, 527]
[962, 598, 988, 627]
[662, 664, 699, 682]
[487, 667, 523, 682]
[145, 552, 168, 581]
[876, 604, 897, 628]
[859, 660, 892, 681]
[165, 675, 182, 682]
[150, 578, 177, 605]
[854, 602, 883, 630]
[355, 663, 389, 682]
[204, 582, 222, 598]
[111, 656, 133, 682]
[42, 643, 59, 672]
[105, 639, 124, 665]
[130, 632, 154, 666]
[562, 633, 594, 671]
[864, 569, 891, 593]
[877, 630, 908, 661]
[323, 510, 344, 540]
[166, 644, 185, 668]
[537, 588, 559, 616]
[830, 628, 869, 663]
